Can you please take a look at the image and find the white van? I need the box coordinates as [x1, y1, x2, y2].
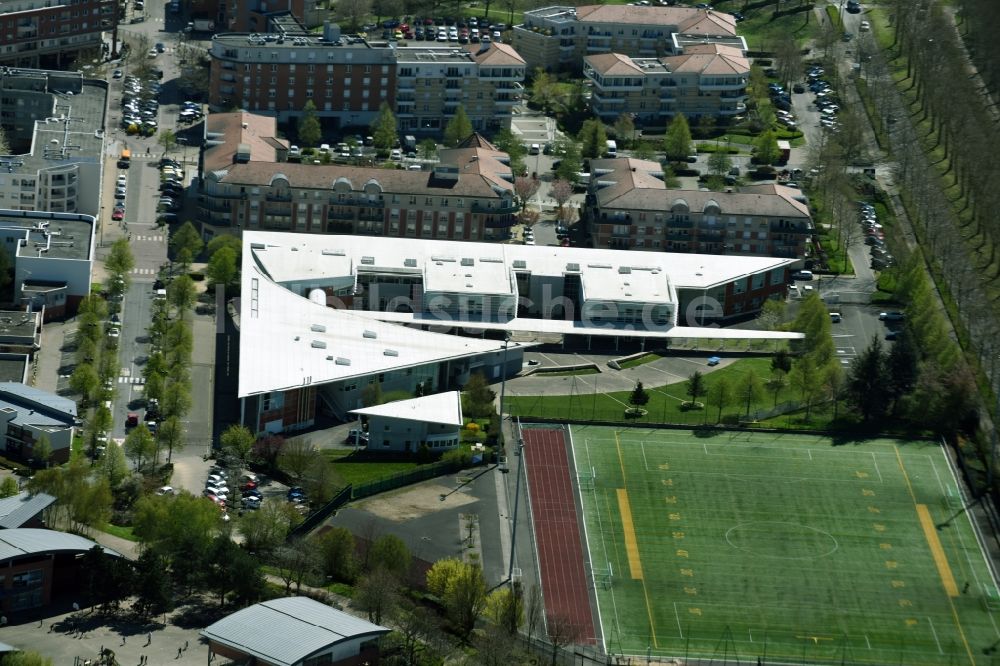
[604, 139, 617, 157]
[829, 312, 842, 323]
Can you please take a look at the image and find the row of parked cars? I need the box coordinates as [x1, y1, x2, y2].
[158, 158, 185, 216]
[120, 74, 161, 135]
[807, 65, 842, 134]
[859, 201, 894, 270]
[204, 468, 263, 517]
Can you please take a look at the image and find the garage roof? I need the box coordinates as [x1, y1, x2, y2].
[201, 597, 389, 666]
[0, 528, 120, 562]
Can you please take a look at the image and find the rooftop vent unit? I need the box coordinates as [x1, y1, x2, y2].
[311, 340, 327, 349]
[461, 258, 474, 266]
[322, 249, 346, 256]
[363, 330, 377, 339]
[310, 324, 326, 332]
[481, 257, 502, 263]
[335, 357, 351, 366]
[619, 266, 632, 274]
[513, 260, 527, 270]
[566, 263, 580, 272]
[383, 349, 399, 357]
[588, 263, 612, 269]
[404, 258, 417, 267]
[361, 256, 375, 264]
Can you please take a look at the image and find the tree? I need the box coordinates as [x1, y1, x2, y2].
[753, 129, 781, 166]
[484, 584, 524, 634]
[553, 140, 583, 183]
[297, 100, 322, 148]
[356, 566, 398, 624]
[628, 382, 649, 413]
[220, 424, 255, 467]
[157, 416, 184, 464]
[371, 0, 402, 21]
[393, 600, 437, 666]
[100, 441, 129, 487]
[443, 105, 473, 147]
[663, 113, 693, 161]
[170, 221, 203, 266]
[771, 348, 793, 376]
[133, 550, 173, 619]
[550, 179, 574, 212]
[0, 477, 18, 498]
[371, 103, 398, 155]
[272, 541, 319, 594]
[105, 237, 135, 276]
[847, 337, 889, 422]
[462, 373, 496, 418]
[685, 371, 705, 408]
[613, 113, 635, 148]
[546, 613, 582, 665]
[240, 500, 301, 554]
[707, 147, 733, 177]
[207, 234, 241, 262]
[443, 562, 486, 639]
[662, 164, 680, 188]
[30, 433, 52, 468]
[2, 651, 53, 666]
[368, 534, 411, 579]
[315, 526, 357, 582]
[738, 372, 764, 418]
[579, 119, 608, 160]
[206, 246, 238, 288]
[885, 329, 918, 410]
[513, 176, 541, 212]
[427, 558, 465, 597]
[706, 376, 732, 423]
[168, 274, 196, 314]
[162, 381, 192, 420]
[791, 355, 824, 421]
[332, 0, 371, 31]
[157, 128, 177, 157]
[124, 423, 155, 471]
[278, 439, 319, 481]
[69, 364, 99, 402]
[419, 138, 437, 160]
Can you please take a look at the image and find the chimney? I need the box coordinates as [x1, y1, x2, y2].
[478, 40, 490, 55]
[324, 20, 341, 42]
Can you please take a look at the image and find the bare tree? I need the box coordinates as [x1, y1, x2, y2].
[545, 613, 582, 665]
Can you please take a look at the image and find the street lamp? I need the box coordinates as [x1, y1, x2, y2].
[507, 428, 525, 583]
[497, 332, 512, 424]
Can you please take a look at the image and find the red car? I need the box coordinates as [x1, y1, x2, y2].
[241, 480, 257, 491]
[112, 207, 125, 221]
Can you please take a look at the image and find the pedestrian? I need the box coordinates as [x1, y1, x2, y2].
[177, 647, 183, 659]
[964, 581, 971, 594]
[121, 636, 126, 646]
[184, 640, 189, 651]
[146, 632, 152, 646]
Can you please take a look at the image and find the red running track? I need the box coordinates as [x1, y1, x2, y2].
[523, 427, 596, 645]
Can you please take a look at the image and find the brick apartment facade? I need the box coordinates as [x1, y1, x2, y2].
[0, 0, 115, 68]
[585, 158, 812, 258]
[208, 19, 525, 135]
[512, 4, 745, 73]
[199, 134, 517, 241]
[584, 44, 748, 123]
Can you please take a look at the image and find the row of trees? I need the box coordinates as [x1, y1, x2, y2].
[868, 2, 1000, 415]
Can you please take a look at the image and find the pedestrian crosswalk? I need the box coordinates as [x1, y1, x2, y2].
[132, 235, 165, 242]
[118, 376, 146, 385]
[130, 268, 157, 275]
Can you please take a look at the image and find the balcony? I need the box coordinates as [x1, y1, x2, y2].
[356, 199, 383, 208]
[201, 198, 235, 213]
[484, 215, 515, 228]
[327, 210, 354, 220]
[699, 79, 748, 91]
[220, 73, 236, 82]
[266, 192, 291, 202]
[719, 102, 747, 115]
[221, 62, 236, 70]
[358, 210, 383, 222]
[591, 93, 626, 106]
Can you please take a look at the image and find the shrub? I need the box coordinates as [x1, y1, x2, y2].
[442, 447, 473, 466]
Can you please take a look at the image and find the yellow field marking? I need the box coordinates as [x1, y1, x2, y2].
[894, 445, 917, 503]
[796, 635, 833, 644]
[916, 504, 959, 597]
[616, 488, 644, 580]
[613, 432, 659, 649]
[895, 447, 974, 664]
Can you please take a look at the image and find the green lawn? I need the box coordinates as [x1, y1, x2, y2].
[321, 449, 421, 487]
[508, 358, 791, 425]
[103, 523, 139, 542]
[569, 426, 998, 664]
[734, 4, 822, 52]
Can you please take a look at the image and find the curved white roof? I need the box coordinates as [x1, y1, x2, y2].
[0, 528, 120, 562]
[201, 597, 389, 666]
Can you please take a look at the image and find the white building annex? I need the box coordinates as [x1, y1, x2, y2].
[238, 232, 802, 434]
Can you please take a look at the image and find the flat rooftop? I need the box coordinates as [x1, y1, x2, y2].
[0, 70, 108, 176]
[247, 231, 792, 293]
[396, 47, 478, 64]
[580, 264, 670, 304]
[0, 355, 28, 384]
[423, 256, 513, 296]
[0, 212, 93, 261]
[0, 311, 38, 345]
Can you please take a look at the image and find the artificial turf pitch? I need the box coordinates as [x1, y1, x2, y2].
[568, 426, 1000, 665]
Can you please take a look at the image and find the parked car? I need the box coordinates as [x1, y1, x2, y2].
[879, 311, 905, 322]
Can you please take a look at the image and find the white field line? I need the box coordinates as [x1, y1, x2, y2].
[568, 426, 605, 651]
[872, 452, 884, 483]
[927, 616, 943, 654]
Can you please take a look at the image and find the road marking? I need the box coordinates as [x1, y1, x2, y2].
[118, 376, 145, 385]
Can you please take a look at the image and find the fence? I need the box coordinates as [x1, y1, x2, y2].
[350, 459, 470, 501]
[288, 484, 353, 539]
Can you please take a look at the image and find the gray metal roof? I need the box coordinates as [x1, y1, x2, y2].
[0, 528, 119, 562]
[0, 491, 55, 529]
[201, 597, 389, 666]
[0, 382, 77, 429]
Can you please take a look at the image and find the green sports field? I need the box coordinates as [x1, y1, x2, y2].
[569, 426, 1000, 665]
